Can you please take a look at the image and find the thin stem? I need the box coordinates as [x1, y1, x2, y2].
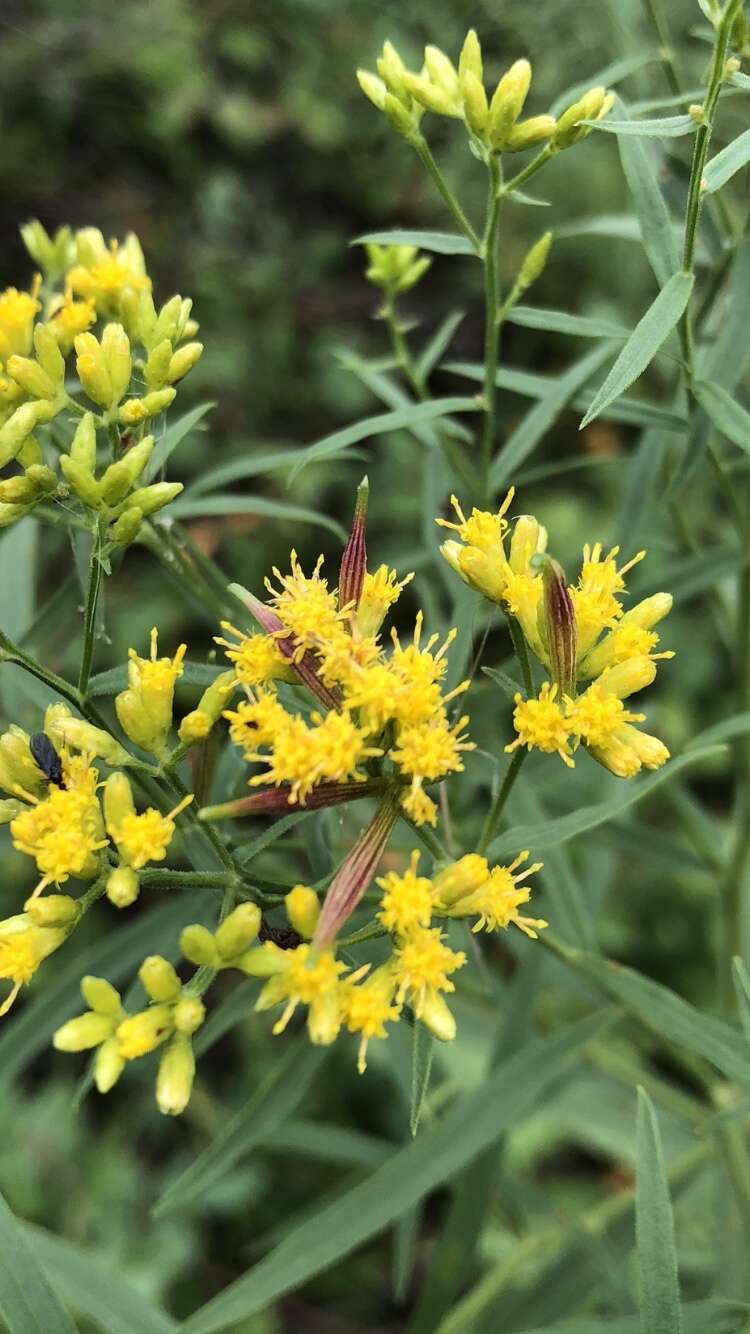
[383, 290, 424, 399]
[401, 811, 449, 862]
[506, 613, 533, 695]
[77, 519, 104, 699]
[480, 155, 502, 500]
[412, 138, 482, 252]
[139, 869, 230, 889]
[477, 749, 527, 855]
[641, 0, 682, 97]
[500, 145, 554, 199]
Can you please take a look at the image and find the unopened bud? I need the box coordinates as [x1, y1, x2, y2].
[54, 1011, 114, 1052]
[104, 771, 136, 831]
[60, 454, 102, 507]
[180, 923, 219, 967]
[120, 481, 183, 516]
[0, 465, 57, 504]
[459, 29, 483, 83]
[488, 59, 531, 147]
[144, 338, 173, 390]
[338, 476, 368, 614]
[215, 903, 262, 959]
[25, 893, 80, 927]
[461, 69, 489, 136]
[504, 114, 556, 152]
[178, 670, 236, 745]
[537, 555, 577, 695]
[5, 355, 58, 400]
[139, 954, 182, 1002]
[70, 413, 97, 470]
[106, 865, 140, 908]
[53, 717, 131, 766]
[173, 995, 205, 1035]
[119, 387, 175, 425]
[167, 342, 202, 384]
[109, 506, 144, 547]
[156, 1033, 195, 1115]
[554, 87, 612, 149]
[94, 1037, 125, 1093]
[357, 69, 387, 111]
[518, 232, 553, 293]
[81, 974, 122, 1015]
[285, 886, 320, 939]
[376, 40, 409, 95]
[99, 435, 154, 504]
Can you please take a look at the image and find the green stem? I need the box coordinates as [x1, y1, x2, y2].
[506, 613, 534, 695]
[384, 290, 424, 399]
[412, 138, 482, 252]
[480, 155, 502, 500]
[500, 145, 554, 199]
[477, 749, 527, 856]
[401, 812, 449, 862]
[641, 0, 682, 97]
[77, 519, 104, 699]
[139, 869, 230, 889]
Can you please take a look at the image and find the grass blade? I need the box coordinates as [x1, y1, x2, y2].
[588, 114, 695, 137]
[636, 1088, 683, 1334]
[289, 397, 480, 482]
[580, 271, 693, 429]
[169, 494, 346, 540]
[410, 1023, 435, 1137]
[732, 958, 750, 1041]
[0, 1189, 77, 1334]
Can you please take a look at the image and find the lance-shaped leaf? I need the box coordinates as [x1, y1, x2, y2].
[229, 582, 342, 711]
[314, 793, 401, 947]
[200, 780, 389, 823]
[338, 475, 369, 612]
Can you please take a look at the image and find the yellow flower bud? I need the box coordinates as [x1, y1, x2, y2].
[118, 388, 175, 424]
[33, 323, 65, 385]
[173, 995, 205, 1035]
[167, 341, 203, 384]
[237, 941, 288, 977]
[54, 1011, 114, 1052]
[5, 355, 58, 401]
[488, 58, 531, 146]
[53, 717, 131, 766]
[285, 885, 320, 939]
[20, 220, 72, 279]
[99, 435, 154, 505]
[553, 86, 613, 149]
[109, 506, 144, 547]
[106, 865, 140, 908]
[156, 1033, 195, 1115]
[178, 670, 236, 745]
[214, 903, 262, 960]
[144, 338, 173, 390]
[518, 232, 552, 292]
[101, 323, 132, 404]
[433, 854, 489, 906]
[0, 400, 59, 466]
[0, 798, 24, 824]
[15, 435, 42, 468]
[152, 295, 184, 346]
[139, 954, 182, 1002]
[0, 465, 57, 504]
[104, 771, 137, 830]
[376, 40, 409, 96]
[70, 413, 97, 470]
[119, 481, 183, 517]
[423, 45, 460, 99]
[419, 991, 456, 1042]
[0, 726, 47, 799]
[81, 974, 122, 1015]
[117, 1004, 174, 1059]
[60, 454, 102, 508]
[357, 69, 387, 111]
[24, 893, 80, 927]
[458, 29, 483, 84]
[75, 332, 114, 407]
[598, 655, 657, 700]
[94, 1036, 125, 1092]
[461, 69, 489, 136]
[180, 923, 219, 967]
[504, 115, 556, 153]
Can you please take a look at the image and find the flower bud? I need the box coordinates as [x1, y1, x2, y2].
[433, 854, 489, 907]
[60, 454, 102, 508]
[238, 941, 289, 977]
[106, 865, 140, 908]
[517, 232, 552, 293]
[419, 991, 456, 1042]
[118, 387, 175, 425]
[598, 655, 656, 700]
[109, 506, 144, 547]
[0, 502, 30, 528]
[402, 73, 456, 117]
[99, 435, 154, 504]
[376, 40, 409, 96]
[156, 1033, 195, 1115]
[5, 355, 58, 401]
[24, 893, 80, 927]
[509, 515, 548, 573]
[0, 726, 47, 798]
[0, 798, 24, 824]
[458, 29, 483, 83]
[536, 555, 576, 695]
[54, 717, 131, 766]
[20, 221, 72, 280]
[285, 885, 320, 939]
[488, 59, 531, 146]
[173, 995, 205, 1035]
[167, 342, 202, 384]
[461, 70, 489, 136]
[153, 295, 184, 346]
[75, 332, 114, 407]
[144, 338, 173, 390]
[357, 69, 387, 111]
[0, 465, 57, 504]
[504, 114, 556, 152]
[70, 413, 97, 470]
[54, 1011, 114, 1052]
[215, 903, 262, 959]
[117, 1005, 174, 1059]
[34, 324, 66, 384]
[102, 323, 132, 404]
[180, 923, 219, 967]
[16, 435, 42, 469]
[139, 954, 182, 1002]
[338, 476, 368, 614]
[553, 87, 613, 149]
[81, 975, 122, 1015]
[423, 45, 460, 99]
[120, 481, 183, 516]
[104, 771, 136, 831]
[0, 401, 58, 466]
[178, 670, 235, 745]
[94, 1036, 125, 1092]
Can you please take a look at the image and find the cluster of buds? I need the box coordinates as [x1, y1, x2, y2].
[439, 490, 673, 778]
[364, 244, 431, 295]
[0, 220, 202, 538]
[358, 32, 613, 157]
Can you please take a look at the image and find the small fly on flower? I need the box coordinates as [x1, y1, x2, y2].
[29, 733, 64, 788]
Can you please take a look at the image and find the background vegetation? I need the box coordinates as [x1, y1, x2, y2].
[0, 0, 749, 1330]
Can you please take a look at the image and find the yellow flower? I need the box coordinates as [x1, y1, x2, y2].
[11, 754, 106, 888]
[223, 689, 290, 752]
[46, 291, 96, 353]
[0, 282, 40, 363]
[115, 628, 186, 758]
[389, 614, 468, 723]
[243, 706, 381, 804]
[0, 913, 67, 1014]
[265, 551, 346, 660]
[392, 926, 465, 1041]
[342, 964, 401, 1073]
[107, 793, 194, 870]
[377, 850, 435, 935]
[354, 564, 414, 638]
[506, 682, 574, 767]
[566, 658, 669, 778]
[391, 713, 473, 783]
[215, 622, 296, 687]
[571, 543, 645, 658]
[116, 1004, 175, 1060]
[254, 941, 347, 1045]
[578, 593, 673, 680]
[439, 851, 546, 935]
[66, 229, 151, 319]
[437, 490, 516, 601]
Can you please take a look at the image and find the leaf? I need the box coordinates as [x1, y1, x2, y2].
[488, 746, 723, 859]
[703, 127, 750, 193]
[732, 958, 750, 1042]
[693, 380, 750, 454]
[482, 665, 522, 700]
[636, 1088, 683, 1334]
[700, 241, 750, 390]
[550, 54, 658, 116]
[145, 402, 214, 480]
[185, 442, 365, 499]
[410, 1023, 435, 1136]
[510, 1302, 747, 1334]
[492, 344, 613, 489]
[617, 105, 681, 286]
[289, 397, 480, 482]
[0, 1189, 77, 1334]
[179, 1012, 613, 1334]
[548, 937, 750, 1088]
[416, 310, 466, 381]
[587, 114, 696, 137]
[153, 1041, 326, 1217]
[688, 711, 750, 749]
[234, 808, 320, 863]
[580, 271, 693, 429]
[24, 1225, 176, 1334]
[168, 494, 346, 540]
[351, 229, 478, 256]
[506, 306, 630, 340]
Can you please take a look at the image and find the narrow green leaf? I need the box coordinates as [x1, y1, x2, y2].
[732, 958, 750, 1041]
[693, 380, 750, 453]
[492, 344, 613, 489]
[587, 114, 696, 137]
[580, 271, 693, 429]
[410, 1024, 435, 1137]
[24, 1225, 176, 1334]
[154, 1041, 326, 1217]
[636, 1088, 683, 1334]
[416, 310, 466, 381]
[701, 241, 750, 390]
[617, 98, 680, 285]
[289, 397, 480, 482]
[489, 746, 722, 859]
[506, 306, 629, 339]
[482, 665, 522, 700]
[168, 494, 346, 540]
[508, 1301, 747, 1334]
[703, 127, 750, 193]
[351, 229, 477, 256]
[0, 1189, 77, 1334]
[146, 402, 214, 480]
[180, 1012, 613, 1334]
[234, 808, 320, 863]
[548, 936, 750, 1088]
[632, 545, 748, 604]
[688, 711, 750, 749]
[185, 442, 365, 499]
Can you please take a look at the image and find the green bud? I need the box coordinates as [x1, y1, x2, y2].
[376, 40, 409, 96]
[81, 974, 123, 1016]
[118, 387, 175, 425]
[518, 232, 552, 292]
[120, 481, 183, 516]
[144, 338, 173, 390]
[106, 866, 140, 908]
[553, 87, 612, 149]
[139, 955, 182, 1002]
[458, 29, 483, 84]
[20, 220, 72, 280]
[215, 903, 262, 960]
[0, 502, 31, 528]
[156, 1033, 195, 1115]
[15, 435, 42, 469]
[180, 924, 219, 967]
[94, 1036, 125, 1092]
[167, 342, 203, 384]
[54, 1011, 114, 1052]
[178, 669, 236, 745]
[53, 717, 132, 766]
[173, 995, 206, 1035]
[504, 114, 556, 152]
[0, 400, 59, 466]
[488, 58, 531, 146]
[25, 893, 80, 927]
[5, 355, 58, 401]
[33, 324, 65, 385]
[460, 69, 489, 136]
[70, 413, 97, 470]
[357, 69, 387, 111]
[153, 295, 183, 345]
[0, 465, 57, 504]
[103, 771, 136, 831]
[99, 435, 154, 504]
[109, 506, 144, 547]
[60, 454, 102, 508]
[423, 45, 460, 99]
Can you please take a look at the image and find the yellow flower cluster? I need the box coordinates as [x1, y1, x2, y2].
[219, 547, 474, 827]
[0, 220, 203, 540]
[439, 491, 673, 777]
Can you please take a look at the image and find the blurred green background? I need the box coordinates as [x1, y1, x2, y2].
[0, 0, 745, 1329]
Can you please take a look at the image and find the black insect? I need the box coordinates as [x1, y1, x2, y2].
[30, 733, 65, 788]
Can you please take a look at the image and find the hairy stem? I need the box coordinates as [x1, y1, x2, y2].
[77, 519, 105, 699]
[480, 155, 502, 500]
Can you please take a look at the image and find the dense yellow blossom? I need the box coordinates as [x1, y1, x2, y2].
[11, 753, 106, 889]
[0, 282, 40, 363]
[0, 913, 67, 1013]
[253, 942, 347, 1044]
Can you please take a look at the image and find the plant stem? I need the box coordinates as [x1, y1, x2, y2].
[641, 0, 682, 97]
[480, 155, 502, 500]
[77, 519, 104, 699]
[477, 749, 527, 855]
[139, 869, 230, 889]
[506, 613, 533, 695]
[412, 138, 482, 252]
[383, 290, 424, 399]
[500, 145, 554, 199]
[401, 812, 449, 862]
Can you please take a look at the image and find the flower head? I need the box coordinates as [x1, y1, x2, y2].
[254, 942, 347, 1045]
[506, 683, 574, 767]
[115, 628, 186, 758]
